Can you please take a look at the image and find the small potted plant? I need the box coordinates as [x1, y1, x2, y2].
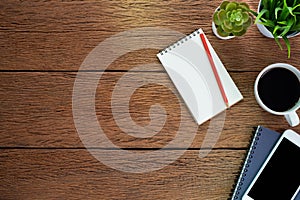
[212, 1, 254, 39]
[256, 0, 300, 58]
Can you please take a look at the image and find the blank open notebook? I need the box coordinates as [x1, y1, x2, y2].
[157, 28, 243, 125]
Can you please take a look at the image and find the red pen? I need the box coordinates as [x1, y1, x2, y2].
[199, 33, 229, 108]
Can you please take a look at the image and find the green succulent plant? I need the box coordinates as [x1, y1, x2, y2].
[213, 1, 253, 37]
[255, 0, 300, 58]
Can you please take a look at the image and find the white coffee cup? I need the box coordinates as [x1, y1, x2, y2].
[254, 63, 300, 127]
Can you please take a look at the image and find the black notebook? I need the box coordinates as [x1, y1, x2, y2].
[230, 126, 280, 200]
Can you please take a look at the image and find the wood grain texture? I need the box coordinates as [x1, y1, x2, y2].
[1, 1, 300, 199]
[0, 0, 299, 71]
[0, 149, 245, 200]
[1, 71, 299, 148]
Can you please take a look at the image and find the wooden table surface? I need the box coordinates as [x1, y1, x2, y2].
[1, 0, 300, 199]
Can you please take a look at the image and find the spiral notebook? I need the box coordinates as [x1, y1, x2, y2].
[230, 126, 280, 200]
[157, 28, 243, 125]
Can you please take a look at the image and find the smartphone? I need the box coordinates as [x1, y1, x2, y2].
[242, 129, 300, 200]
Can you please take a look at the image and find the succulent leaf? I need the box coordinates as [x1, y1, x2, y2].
[226, 2, 238, 11]
[220, 1, 230, 10]
[213, 12, 222, 25]
[233, 28, 247, 36]
[221, 24, 232, 33]
[242, 12, 250, 22]
[238, 2, 250, 10]
[218, 10, 227, 21]
[217, 26, 230, 37]
[224, 19, 233, 29]
[235, 18, 244, 26]
[233, 24, 244, 32]
[243, 17, 252, 28]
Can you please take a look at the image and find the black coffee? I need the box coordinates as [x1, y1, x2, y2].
[258, 67, 300, 112]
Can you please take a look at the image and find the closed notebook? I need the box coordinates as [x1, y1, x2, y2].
[157, 28, 243, 125]
[230, 126, 280, 200]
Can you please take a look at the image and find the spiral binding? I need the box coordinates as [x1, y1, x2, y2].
[229, 126, 262, 200]
[159, 29, 201, 56]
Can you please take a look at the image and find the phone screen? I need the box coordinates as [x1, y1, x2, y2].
[248, 138, 300, 199]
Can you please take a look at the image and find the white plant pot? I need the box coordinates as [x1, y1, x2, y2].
[256, 22, 274, 38]
[257, 0, 300, 38]
[212, 6, 235, 40]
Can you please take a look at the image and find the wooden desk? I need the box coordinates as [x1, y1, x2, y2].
[1, 0, 300, 199]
